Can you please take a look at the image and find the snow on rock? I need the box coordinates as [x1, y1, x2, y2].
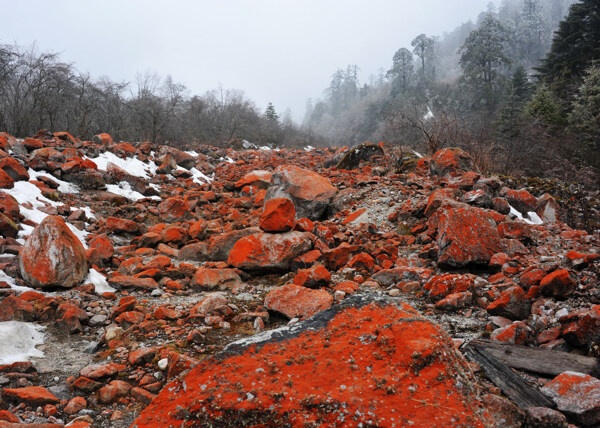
[0, 270, 34, 293]
[106, 182, 159, 201]
[0, 321, 45, 365]
[86, 152, 157, 179]
[85, 269, 116, 295]
[509, 204, 544, 225]
[28, 168, 79, 194]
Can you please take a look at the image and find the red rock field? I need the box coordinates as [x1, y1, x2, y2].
[0, 132, 598, 427]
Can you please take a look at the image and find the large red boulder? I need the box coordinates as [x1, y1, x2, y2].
[437, 207, 502, 267]
[157, 197, 188, 222]
[259, 197, 295, 232]
[541, 372, 600, 426]
[430, 148, 476, 177]
[2, 386, 59, 406]
[265, 284, 333, 318]
[133, 295, 496, 427]
[540, 269, 576, 299]
[0, 157, 30, 181]
[0, 168, 14, 189]
[228, 231, 313, 273]
[265, 165, 337, 220]
[19, 215, 87, 289]
[235, 170, 272, 189]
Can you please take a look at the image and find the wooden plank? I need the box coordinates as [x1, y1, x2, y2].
[470, 339, 600, 378]
[462, 344, 554, 410]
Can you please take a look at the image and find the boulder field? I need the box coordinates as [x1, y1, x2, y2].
[0, 132, 597, 427]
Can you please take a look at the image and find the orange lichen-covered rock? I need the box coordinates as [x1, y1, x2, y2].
[1, 386, 59, 406]
[106, 216, 140, 234]
[18, 215, 87, 289]
[293, 265, 331, 288]
[0, 156, 30, 181]
[540, 269, 576, 299]
[93, 133, 113, 146]
[486, 285, 531, 320]
[265, 164, 337, 220]
[265, 284, 333, 318]
[228, 231, 313, 273]
[191, 267, 242, 290]
[0, 168, 14, 189]
[430, 148, 476, 177]
[541, 372, 600, 426]
[259, 197, 295, 232]
[133, 295, 494, 427]
[437, 207, 502, 267]
[235, 170, 272, 189]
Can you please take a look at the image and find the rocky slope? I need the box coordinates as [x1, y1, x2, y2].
[0, 132, 598, 427]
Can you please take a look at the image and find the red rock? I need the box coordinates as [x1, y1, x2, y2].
[191, 267, 242, 290]
[498, 221, 534, 242]
[424, 274, 475, 302]
[540, 372, 600, 426]
[561, 305, 600, 347]
[264, 284, 333, 318]
[500, 187, 537, 214]
[371, 267, 433, 286]
[0, 410, 19, 422]
[178, 242, 209, 261]
[525, 407, 568, 428]
[334, 281, 359, 294]
[93, 133, 113, 145]
[80, 363, 126, 380]
[321, 242, 360, 271]
[536, 193, 561, 224]
[235, 170, 272, 189]
[540, 269, 576, 299]
[430, 148, 476, 177]
[228, 231, 313, 272]
[106, 216, 139, 234]
[207, 227, 259, 261]
[486, 286, 531, 320]
[153, 305, 180, 320]
[189, 219, 207, 240]
[435, 292, 473, 310]
[491, 321, 531, 345]
[98, 380, 132, 404]
[259, 197, 295, 232]
[129, 347, 157, 366]
[131, 386, 156, 405]
[436, 207, 502, 267]
[0, 157, 29, 181]
[166, 353, 198, 380]
[108, 275, 159, 290]
[0, 212, 18, 238]
[347, 252, 376, 272]
[115, 310, 145, 328]
[293, 265, 331, 288]
[0, 191, 19, 221]
[73, 376, 102, 393]
[64, 396, 87, 414]
[56, 302, 88, 333]
[342, 208, 367, 225]
[161, 225, 188, 244]
[265, 164, 337, 220]
[2, 386, 59, 406]
[424, 188, 462, 217]
[157, 197, 188, 222]
[88, 234, 114, 264]
[133, 296, 496, 427]
[0, 168, 14, 189]
[190, 293, 227, 316]
[19, 215, 87, 289]
[519, 268, 546, 289]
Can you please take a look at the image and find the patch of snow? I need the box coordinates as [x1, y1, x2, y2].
[0, 321, 45, 365]
[189, 167, 212, 184]
[85, 269, 115, 295]
[28, 169, 79, 194]
[242, 140, 256, 149]
[509, 205, 544, 225]
[0, 271, 34, 294]
[185, 150, 198, 157]
[68, 225, 89, 249]
[304, 145, 315, 152]
[423, 106, 434, 120]
[413, 151, 423, 158]
[78, 206, 96, 220]
[149, 183, 161, 192]
[259, 146, 272, 151]
[106, 182, 159, 201]
[225, 156, 235, 164]
[86, 152, 157, 179]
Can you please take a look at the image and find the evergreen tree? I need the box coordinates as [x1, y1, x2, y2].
[387, 48, 414, 94]
[568, 63, 600, 150]
[264, 102, 279, 122]
[459, 14, 511, 109]
[538, 0, 600, 91]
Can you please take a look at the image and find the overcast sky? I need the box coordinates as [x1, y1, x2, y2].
[2, 0, 496, 121]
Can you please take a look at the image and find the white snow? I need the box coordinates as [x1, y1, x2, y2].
[0, 321, 45, 365]
[413, 151, 423, 158]
[78, 205, 96, 220]
[225, 156, 235, 164]
[86, 152, 157, 179]
[4, 180, 89, 246]
[423, 106, 434, 120]
[242, 140, 256, 149]
[106, 182, 159, 201]
[259, 146, 272, 151]
[28, 169, 79, 194]
[174, 166, 213, 185]
[304, 145, 315, 152]
[85, 269, 115, 295]
[185, 150, 199, 157]
[0, 271, 34, 293]
[509, 205, 544, 225]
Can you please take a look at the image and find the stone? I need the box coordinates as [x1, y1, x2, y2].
[264, 284, 333, 318]
[486, 286, 531, 320]
[265, 164, 337, 220]
[106, 216, 139, 234]
[437, 207, 502, 267]
[430, 148, 476, 177]
[228, 231, 313, 273]
[540, 269, 576, 299]
[524, 407, 568, 428]
[0, 157, 29, 181]
[157, 197, 188, 222]
[259, 197, 295, 232]
[80, 363, 126, 380]
[2, 386, 59, 406]
[133, 295, 496, 427]
[235, 170, 272, 189]
[19, 215, 87, 289]
[292, 265, 331, 288]
[541, 371, 600, 426]
[424, 274, 476, 302]
[191, 268, 242, 290]
[98, 380, 132, 404]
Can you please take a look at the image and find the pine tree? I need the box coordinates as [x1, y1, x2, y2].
[264, 102, 279, 123]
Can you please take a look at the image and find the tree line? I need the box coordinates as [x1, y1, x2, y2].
[0, 44, 315, 148]
[303, 0, 599, 186]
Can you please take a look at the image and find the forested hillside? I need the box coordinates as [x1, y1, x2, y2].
[304, 0, 600, 185]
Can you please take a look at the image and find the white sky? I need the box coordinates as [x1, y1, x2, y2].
[2, 0, 496, 121]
